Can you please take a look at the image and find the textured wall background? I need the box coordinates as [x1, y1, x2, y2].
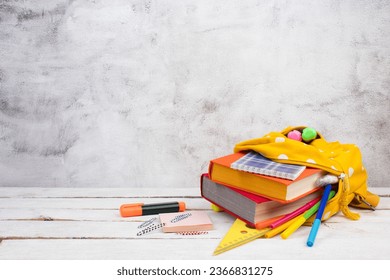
[0, 0, 389, 189]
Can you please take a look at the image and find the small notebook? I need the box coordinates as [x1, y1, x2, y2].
[230, 151, 306, 180]
[159, 211, 213, 233]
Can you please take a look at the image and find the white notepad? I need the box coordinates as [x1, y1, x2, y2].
[230, 151, 306, 180]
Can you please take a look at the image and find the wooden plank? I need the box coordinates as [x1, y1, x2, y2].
[0, 203, 388, 222]
[0, 239, 256, 260]
[0, 188, 202, 198]
[1, 199, 388, 225]
[0, 195, 388, 211]
[0, 197, 211, 210]
[0, 210, 387, 240]
[1, 226, 389, 260]
[0, 220, 223, 239]
[0, 210, 234, 239]
[0, 198, 388, 222]
[369, 187, 390, 196]
[0, 187, 388, 198]
[0, 208, 125, 222]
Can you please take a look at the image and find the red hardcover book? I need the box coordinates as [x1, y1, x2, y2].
[200, 174, 322, 229]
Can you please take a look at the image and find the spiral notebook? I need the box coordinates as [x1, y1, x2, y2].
[230, 151, 306, 180]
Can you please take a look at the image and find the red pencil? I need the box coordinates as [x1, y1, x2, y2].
[269, 196, 321, 229]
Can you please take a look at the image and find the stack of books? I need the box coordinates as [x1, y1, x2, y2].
[201, 151, 326, 229]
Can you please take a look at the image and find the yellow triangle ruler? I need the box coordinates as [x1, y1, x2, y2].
[213, 219, 270, 256]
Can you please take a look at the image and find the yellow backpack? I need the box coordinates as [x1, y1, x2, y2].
[233, 126, 380, 222]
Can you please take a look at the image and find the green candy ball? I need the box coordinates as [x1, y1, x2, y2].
[302, 127, 317, 142]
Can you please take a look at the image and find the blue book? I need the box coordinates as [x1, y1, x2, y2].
[230, 151, 306, 181]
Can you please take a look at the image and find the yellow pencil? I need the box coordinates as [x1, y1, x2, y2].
[281, 190, 336, 239]
[264, 215, 302, 238]
[281, 215, 308, 239]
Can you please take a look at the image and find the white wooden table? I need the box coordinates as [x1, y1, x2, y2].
[0, 187, 389, 260]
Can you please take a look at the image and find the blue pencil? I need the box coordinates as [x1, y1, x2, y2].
[307, 184, 332, 247]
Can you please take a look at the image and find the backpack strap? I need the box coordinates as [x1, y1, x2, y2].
[339, 173, 360, 220]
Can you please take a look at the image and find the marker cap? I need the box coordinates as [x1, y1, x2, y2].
[178, 201, 186, 212]
[120, 203, 143, 217]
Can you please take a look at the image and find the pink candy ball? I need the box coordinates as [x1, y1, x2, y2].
[287, 130, 302, 141]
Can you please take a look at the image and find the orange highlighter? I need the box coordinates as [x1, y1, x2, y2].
[120, 202, 186, 217]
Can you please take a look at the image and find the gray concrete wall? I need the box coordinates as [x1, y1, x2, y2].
[0, 0, 389, 188]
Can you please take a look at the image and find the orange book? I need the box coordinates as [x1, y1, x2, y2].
[208, 152, 325, 202]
